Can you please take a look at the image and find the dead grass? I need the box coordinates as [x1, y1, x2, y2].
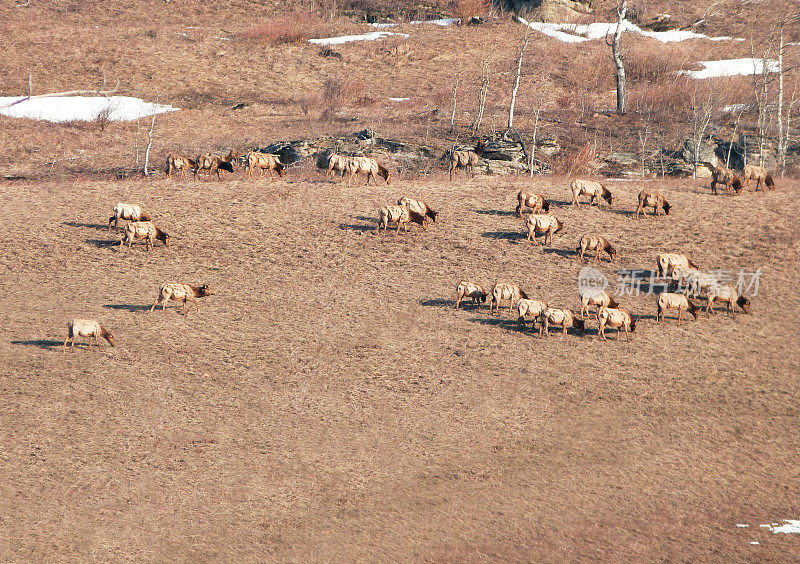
[1, 172, 799, 560]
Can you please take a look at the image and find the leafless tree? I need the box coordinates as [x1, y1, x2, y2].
[508, 25, 529, 130]
[605, 0, 628, 114]
[688, 86, 715, 178]
[450, 77, 459, 134]
[472, 61, 490, 134]
[143, 107, 157, 176]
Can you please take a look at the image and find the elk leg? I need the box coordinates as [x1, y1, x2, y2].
[63, 335, 70, 352]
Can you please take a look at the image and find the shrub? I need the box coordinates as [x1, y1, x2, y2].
[242, 10, 327, 45]
[451, 0, 490, 20]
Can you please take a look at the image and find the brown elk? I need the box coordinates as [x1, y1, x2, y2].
[742, 164, 775, 191]
[109, 203, 150, 231]
[656, 292, 701, 324]
[346, 157, 391, 187]
[245, 151, 286, 180]
[120, 221, 170, 252]
[397, 197, 439, 224]
[325, 153, 351, 179]
[705, 285, 751, 317]
[538, 307, 585, 337]
[636, 190, 671, 219]
[657, 253, 698, 277]
[195, 149, 239, 181]
[490, 282, 527, 314]
[597, 307, 636, 341]
[455, 281, 488, 309]
[166, 154, 197, 180]
[151, 283, 215, 316]
[63, 319, 116, 352]
[525, 214, 563, 247]
[449, 140, 485, 181]
[570, 179, 613, 208]
[576, 235, 617, 262]
[516, 191, 550, 216]
[710, 163, 743, 195]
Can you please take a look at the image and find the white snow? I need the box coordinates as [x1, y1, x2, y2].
[682, 58, 779, 79]
[750, 541, 760, 545]
[722, 104, 748, 113]
[736, 524, 750, 528]
[389, 98, 410, 102]
[0, 95, 178, 123]
[763, 520, 800, 534]
[411, 18, 460, 26]
[369, 23, 397, 28]
[309, 31, 408, 45]
[517, 16, 741, 43]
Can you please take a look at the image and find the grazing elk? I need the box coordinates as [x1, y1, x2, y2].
[538, 307, 585, 337]
[245, 151, 285, 180]
[325, 153, 351, 179]
[673, 268, 718, 297]
[120, 221, 170, 252]
[449, 140, 486, 181]
[490, 282, 527, 314]
[398, 197, 439, 224]
[579, 290, 619, 320]
[63, 319, 115, 352]
[108, 203, 150, 231]
[525, 214, 563, 247]
[455, 281, 488, 310]
[657, 253, 698, 277]
[516, 190, 550, 216]
[656, 292, 701, 324]
[570, 179, 613, 209]
[597, 307, 636, 341]
[377, 205, 427, 233]
[165, 154, 197, 180]
[576, 235, 617, 263]
[195, 149, 239, 181]
[743, 164, 775, 191]
[636, 190, 671, 219]
[517, 298, 548, 328]
[705, 285, 751, 317]
[346, 157, 391, 187]
[151, 283, 215, 316]
[710, 163, 742, 195]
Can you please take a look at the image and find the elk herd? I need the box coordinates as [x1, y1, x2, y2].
[60, 139, 771, 351]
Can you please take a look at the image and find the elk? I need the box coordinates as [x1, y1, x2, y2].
[377, 205, 427, 233]
[325, 153, 351, 179]
[345, 157, 391, 187]
[455, 281, 488, 309]
[449, 140, 485, 181]
[490, 282, 527, 314]
[165, 154, 197, 180]
[538, 307, 585, 337]
[742, 164, 775, 191]
[516, 191, 550, 216]
[194, 149, 239, 181]
[657, 253, 698, 277]
[576, 235, 617, 263]
[570, 179, 613, 209]
[244, 151, 285, 180]
[63, 319, 115, 352]
[710, 163, 742, 195]
[525, 214, 563, 247]
[636, 190, 671, 219]
[151, 283, 215, 315]
[120, 221, 170, 252]
[517, 298, 548, 328]
[108, 203, 150, 231]
[597, 307, 636, 341]
[656, 292, 701, 324]
[705, 285, 751, 317]
[397, 197, 439, 224]
[579, 290, 619, 319]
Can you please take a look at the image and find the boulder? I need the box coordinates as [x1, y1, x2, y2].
[605, 152, 638, 166]
[536, 137, 560, 157]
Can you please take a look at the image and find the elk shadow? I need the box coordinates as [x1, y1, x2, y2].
[86, 239, 119, 248]
[468, 316, 529, 335]
[606, 207, 637, 217]
[420, 298, 452, 309]
[472, 209, 516, 216]
[339, 223, 375, 233]
[481, 231, 526, 242]
[11, 339, 63, 350]
[64, 221, 107, 230]
[543, 247, 577, 259]
[104, 304, 152, 312]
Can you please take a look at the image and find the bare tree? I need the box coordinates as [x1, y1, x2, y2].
[637, 108, 652, 177]
[605, 0, 628, 114]
[529, 90, 546, 177]
[472, 61, 490, 134]
[750, 41, 773, 166]
[450, 77, 459, 134]
[143, 107, 157, 176]
[508, 25, 530, 130]
[726, 107, 745, 168]
[688, 86, 715, 178]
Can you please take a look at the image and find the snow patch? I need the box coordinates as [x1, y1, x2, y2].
[681, 58, 778, 79]
[309, 31, 408, 45]
[763, 520, 800, 534]
[369, 23, 397, 28]
[389, 98, 410, 102]
[411, 18, 460, 26]
[722, 104, 748, 113]
[518, 16, 740, 43]
[0, 95, 178, 123]
[736, 524, 750, 528]
[750, 541, 760, 545]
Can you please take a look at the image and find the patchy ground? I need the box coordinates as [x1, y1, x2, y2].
[1, 171, 798, 560]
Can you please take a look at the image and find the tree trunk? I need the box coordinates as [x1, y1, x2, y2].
[777, 26, 785, 175]
[608, 1, 627, 114]
[450, 78, 459, 134]
[508, 26, 529, 130]
[143, 110, 157, 176]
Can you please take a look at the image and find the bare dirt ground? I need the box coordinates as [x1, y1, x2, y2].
[1, 170, 799, 560]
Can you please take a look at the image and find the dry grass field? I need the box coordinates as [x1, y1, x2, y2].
[1, 170, 799, 560]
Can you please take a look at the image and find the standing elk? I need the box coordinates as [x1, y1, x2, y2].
[63, 319, 115, 352]
[517, 298, 548, 328]
[345, 157, 391, 187]
[449, 140, 485, 181]
[516, 191, 550, 216]
[151, 283, 215, 316]
[377, 205, 427, 233]
[579, 290, 619, 320]
[109, 203, 150, 231]
[325, 153, 351, 179]
[490, 282, 527, 314]
[538, 307, 585, 337]
[570, 179, 613, 209]
[636, 190, 671, 219]
[244, 151, 286, 180]
[398, 197, 439, 224]
[120, 221, 170, 252]
[195, 149, 239, 181]
[165, 154, 197, 180]
[710, 163, 743, 195]
[656, 292, 701, 324]
[742, 164, 775, 191]
[576, 235, 617, 263]
[705, 285, 751, 317]
[657, 253, 698, 277]
[455, 281, 488, 310]
[525, 214, 563, 247]
[597, 307, 636, 341]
